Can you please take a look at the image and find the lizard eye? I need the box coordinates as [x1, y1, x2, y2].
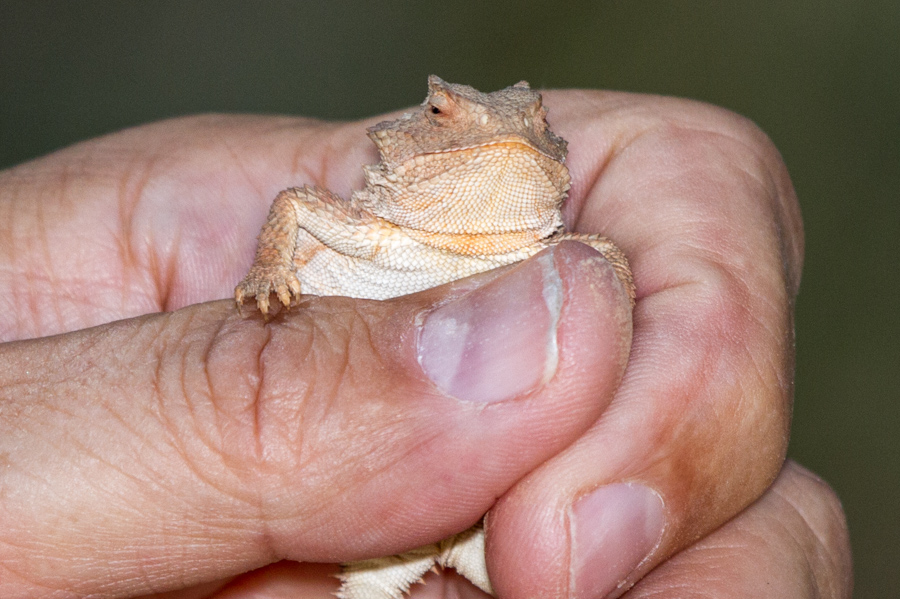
[426, 93, 454, 120]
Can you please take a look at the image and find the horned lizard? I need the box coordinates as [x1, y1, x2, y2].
[235, 76, 634, 599]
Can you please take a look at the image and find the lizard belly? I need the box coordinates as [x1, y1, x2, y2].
[295, 240, 522, 300]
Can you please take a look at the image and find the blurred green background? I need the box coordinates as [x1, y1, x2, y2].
[2, 1, 896, 594]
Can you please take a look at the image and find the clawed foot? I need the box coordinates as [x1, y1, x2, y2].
[234, 266, 302, 316]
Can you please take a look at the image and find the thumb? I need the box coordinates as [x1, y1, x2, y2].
[0, 242, 631, 598]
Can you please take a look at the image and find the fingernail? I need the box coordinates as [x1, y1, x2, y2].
[570, 483, 665, 599]
[417, 249, 562, 403]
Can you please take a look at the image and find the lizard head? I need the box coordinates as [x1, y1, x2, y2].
[363, 76, 570, 241]
[368, 76, 567, 166]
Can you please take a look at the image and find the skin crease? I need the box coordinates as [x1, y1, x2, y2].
[0, 91, 850, 598]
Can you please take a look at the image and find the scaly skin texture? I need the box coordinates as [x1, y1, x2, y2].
[234, 77, 635, 599]
[235, 76, 633, 313]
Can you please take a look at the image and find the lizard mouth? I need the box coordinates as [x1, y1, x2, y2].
[425, 135, 563, 162]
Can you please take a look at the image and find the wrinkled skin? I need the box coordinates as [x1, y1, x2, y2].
[0, 90, 851, 599]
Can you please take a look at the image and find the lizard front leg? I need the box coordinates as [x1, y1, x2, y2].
[235, 186, 361, 315]
[235, 189, 308, 315]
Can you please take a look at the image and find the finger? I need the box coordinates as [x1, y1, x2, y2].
[192, 462, 849, 599]
[0, 242, 631, 598]
[624, 461, 852, 599]
[134, 562, 338, 599]
[488, 93, 802, 598]
[0, 115, 373, 339]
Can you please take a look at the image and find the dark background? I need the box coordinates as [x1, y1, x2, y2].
[2, 1, 897, 595]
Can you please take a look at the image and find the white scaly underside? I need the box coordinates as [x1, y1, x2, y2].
[288, 188, 554, 301]
[336, 523, 491, 599]
[294, 226, 543, 300]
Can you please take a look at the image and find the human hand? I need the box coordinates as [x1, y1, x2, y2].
[0, 114, 631, 597]
[0, 89, 850, 598]
[180, 459, 851, 599]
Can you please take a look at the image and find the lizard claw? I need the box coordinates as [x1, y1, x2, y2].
[234, 266, 301, 316]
